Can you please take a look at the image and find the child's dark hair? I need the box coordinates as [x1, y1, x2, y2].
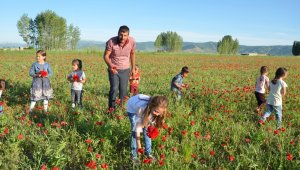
[36, 50, 46, 61]
[72, 59, 82, 70]
[181, 66, 189, 74]
[260, 66, 268, 74]
[271, 67, 287, 85]
[118, 25, 130, 34]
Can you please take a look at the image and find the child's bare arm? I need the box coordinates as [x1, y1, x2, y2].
[80, 77, 87, 83]
[136, 132, 142, 149]
[281, 86, 286, 96]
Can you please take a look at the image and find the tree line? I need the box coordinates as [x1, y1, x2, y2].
[17, 10, 80, 50]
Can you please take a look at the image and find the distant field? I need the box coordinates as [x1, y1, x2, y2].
[0, 50, 299, 169]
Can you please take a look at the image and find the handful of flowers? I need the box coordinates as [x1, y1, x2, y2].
[147, 125, 159, 139]
[72, 74, 79, 81]
[39, 70, 48, 77]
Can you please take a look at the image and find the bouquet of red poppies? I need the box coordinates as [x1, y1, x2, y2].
[39, 70, 48, 77]
[72, 74, 79, 81]
[147, 125, 159, 139]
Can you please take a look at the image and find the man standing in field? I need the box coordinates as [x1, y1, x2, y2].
[103, 25, 136, 111]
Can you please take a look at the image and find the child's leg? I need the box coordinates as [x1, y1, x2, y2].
[273, 105, 283, 128]
[71, 89, 76, 107]
[127, 112, 137, 159]
[77, 90, 83, 109]
[29, 101, 36, 112]
[143, 127, 152, 156]
[261, 104, 273, 121]
[43, 100, 48, 112]
[133, 86, 138, 95]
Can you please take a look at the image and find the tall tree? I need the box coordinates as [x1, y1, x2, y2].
[154, 31, 183, 52]
[67, 24, 81, 50]
[35, 10, 68, 50]
[292, 41, 300, 56]
[17, 14, 31, 47]
[217, 35, 239, 54]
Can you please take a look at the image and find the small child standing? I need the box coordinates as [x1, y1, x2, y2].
[67, 59, 86, 109]
[254, 66, 269, 113]
[260, 67, 288, 128]
[170, 66, 189, 100]
[129, 65, 140, 96]
[29, 50, 54, 112]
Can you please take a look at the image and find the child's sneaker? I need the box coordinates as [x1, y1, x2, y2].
[71, 103, 75, 108]
[131, 157, 140, 165]
[147, 154, 157, 162]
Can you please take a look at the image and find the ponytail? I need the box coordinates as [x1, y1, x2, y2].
[272, 67, 287, 85]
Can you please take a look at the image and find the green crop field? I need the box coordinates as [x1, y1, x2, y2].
[0, 50, 299, 169]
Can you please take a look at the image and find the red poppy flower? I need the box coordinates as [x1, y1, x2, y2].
[191, 153, 197, 158]
[162, 136, 167, 142]
[160, 154, 165, 160]
[287, 153, 293, 161]
[85, 160, 97, 169]
[210, 150, 215, 156]
[194, 131, 200, 138]
[39, 70, 48, 77]
[147, 125, 159, 139]
[137, 148, 145, 154]
[101, 163, 109, 169]
[17, 134, 24, 140]
[181, 130, 187, 136]
[245, 138, 251, 143]
[159, 144, 164, 149]
[190, 121, 195, 126]
[96, 153, 102, 159]
[86, 139, 92, 144]
[143, 158, 152, 164]
[258, 120, 265, 125]
[159, 160, 164, 166]
[3, 127, 9, 134]
[41, 164, 47, 170]
[274, 129, 279, 135]
[162, 123, 168, 129]
[72, 74, 79, 81]
[290, 140, 295, 145]
[52, 166, 59, 170]
[61, 121, 67, 126]
[229, 155, 234, 161]
[37, 123, 43, 128]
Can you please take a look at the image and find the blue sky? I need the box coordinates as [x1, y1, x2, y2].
[0, 0, 299, 45]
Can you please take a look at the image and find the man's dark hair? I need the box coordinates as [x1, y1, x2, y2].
[118, 25, 130, 34]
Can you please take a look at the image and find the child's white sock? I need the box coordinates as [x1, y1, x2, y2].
[29, 101, 36, 112]
[44, 100, 49, 112]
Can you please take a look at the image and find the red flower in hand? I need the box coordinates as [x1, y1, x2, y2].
[73, 74, 79, 81]
[147, 125, 159, 139]
[137, 148, 145, 154]
[39, 70, 48, 77]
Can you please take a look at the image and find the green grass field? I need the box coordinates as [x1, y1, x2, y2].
[0, 50, 299, 169]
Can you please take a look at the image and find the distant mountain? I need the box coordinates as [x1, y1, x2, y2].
[76, 40, 292, 56]
[0, 42, 25, 48]
[0, 40, 293, 56]
[77, 40, 105, 50]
